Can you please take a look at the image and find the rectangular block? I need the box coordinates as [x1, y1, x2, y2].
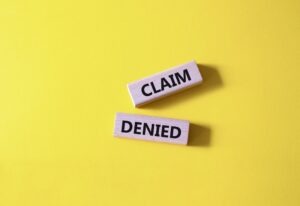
[114, 113, 189, 145]
[127, 60, 202, 107]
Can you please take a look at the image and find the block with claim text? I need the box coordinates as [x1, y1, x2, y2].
[114, 113, 190, 145]
[127, 60, 203, 107]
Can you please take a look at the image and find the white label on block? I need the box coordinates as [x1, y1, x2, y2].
[114, 113, 189, 145]
[127, 60, 202, 107]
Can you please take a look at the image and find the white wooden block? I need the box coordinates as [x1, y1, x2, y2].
[127, 60, 203, 107]
[114, 113, 190, 145]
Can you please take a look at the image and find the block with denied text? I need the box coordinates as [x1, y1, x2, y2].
[114, 113, 189, 145]
[127, 60, 202, 107]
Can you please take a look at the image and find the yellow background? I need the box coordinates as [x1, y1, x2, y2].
[0, 0, 299, 205]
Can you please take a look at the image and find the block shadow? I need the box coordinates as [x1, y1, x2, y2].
[188, 123, 211, 147]
[138, 64, 223, 109]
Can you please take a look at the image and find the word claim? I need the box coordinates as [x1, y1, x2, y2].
[141, 69, 191, 96]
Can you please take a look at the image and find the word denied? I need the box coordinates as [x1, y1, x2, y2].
[114, 113, 190, 145]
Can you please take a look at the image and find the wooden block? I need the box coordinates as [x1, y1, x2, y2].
[127, 60, 202, 107]
[114, 113, 189, 145]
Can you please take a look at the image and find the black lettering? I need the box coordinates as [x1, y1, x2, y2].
[134, 122, 142, 134]
[155, 124, 161, 136]
[175, 69, 191, 84]
[150, 82, 161, 93]
[141, 84, 152, 96]
[169, 74, 177, 86]
[161, 77, 172, 91]
[170, 126, 181, 138]
[161, 125, 169, 137]
[121, 121, 132, 133]
[143, 123, 154, 136]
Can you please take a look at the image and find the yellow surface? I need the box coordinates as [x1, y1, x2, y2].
[0, 0, 299, 205]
